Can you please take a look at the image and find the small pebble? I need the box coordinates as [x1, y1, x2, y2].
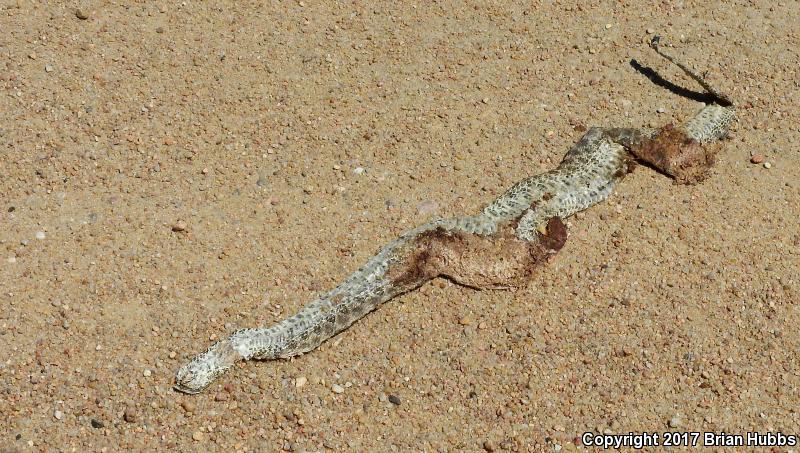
[75, 8, 89, 20]
[294, 376, 307, 388]
[656, 107, 666, 114]
[35, 231, 46, 240]
[142, 369, 151, 377]
[669, 416, 682, 428]
[256, 175, 268, 186]
[123, 408, 138, 423]
[481, 97, 490, 104]
[416, 200, 439, 216]
[54, 410, 63, 420]
[172, 220, 187, 232]
[388, 394, 401, 405]
[763, 162, 772, 169]
[90, 419, 104, 429]
[483, 440, 496, 452]
[44, 64, 54, 73]
[192, 431, 204, 441]
[458, 317, 472, 326]
[750, 153, 765, 164]
[181, 401, 196, 413]
[331, 384, 345, 394]
[7, 256, 16, 264]
[378, 393, 388, 402]
[353, 167, 365, 175]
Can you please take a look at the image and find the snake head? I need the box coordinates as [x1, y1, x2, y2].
[174, 339, 242, 394]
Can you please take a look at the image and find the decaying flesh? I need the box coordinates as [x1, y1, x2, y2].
[174, 37, 736, 394]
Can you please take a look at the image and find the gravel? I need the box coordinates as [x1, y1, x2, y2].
[1, 2, 796, 451]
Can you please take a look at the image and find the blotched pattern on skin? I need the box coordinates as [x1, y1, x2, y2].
[175, 42, 736, 394]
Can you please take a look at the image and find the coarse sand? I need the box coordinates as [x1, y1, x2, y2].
[1, 1, 799, 452]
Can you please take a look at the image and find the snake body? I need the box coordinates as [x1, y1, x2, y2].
[174, 38, 736, 394]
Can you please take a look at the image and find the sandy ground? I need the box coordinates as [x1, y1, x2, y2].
[1, 1, 799, 452]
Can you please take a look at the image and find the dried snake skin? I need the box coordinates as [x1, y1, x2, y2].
[175, 38, 735, 394]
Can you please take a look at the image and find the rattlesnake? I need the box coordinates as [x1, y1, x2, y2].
[174, 37, 736, 394]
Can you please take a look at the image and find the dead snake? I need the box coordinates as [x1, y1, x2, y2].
[175, 37, 736, 394]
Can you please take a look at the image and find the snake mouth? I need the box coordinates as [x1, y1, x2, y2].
[173, 383, 203, 395]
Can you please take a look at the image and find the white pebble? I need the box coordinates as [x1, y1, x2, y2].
[54, 410, 63, 420]
[353, 167, 365, 175]
[656, 107, 666, 114]
[763, 162, 772, 169]
[295, 376, 307, 388]
[7, 256, 16, 264]
[331, 384, 344, 394]
[35, 231, 46, 240]
[143, 369, 152, 377]
[416, 200, 439, 216]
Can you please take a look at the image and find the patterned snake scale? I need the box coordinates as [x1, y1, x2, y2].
[175, 37, 736, 394]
